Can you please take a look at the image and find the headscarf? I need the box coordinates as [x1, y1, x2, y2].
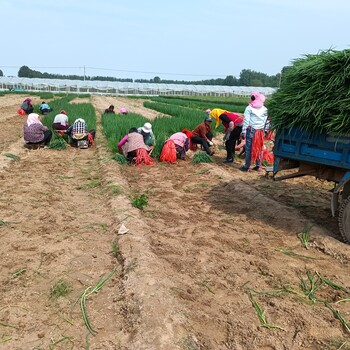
[24, 98, 32, 103]
[209, 108, 227, 128]
[27, 113, 42, 126]
[72, 118, 87, 135]
[181, 128, 192, 139]
[249, 91, 266, 109]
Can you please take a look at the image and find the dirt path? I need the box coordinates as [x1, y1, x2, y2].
[0, 94, 350, 350]
[91, 95, 162, 119]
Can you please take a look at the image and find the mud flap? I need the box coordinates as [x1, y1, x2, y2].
[331, 192, 339, 217]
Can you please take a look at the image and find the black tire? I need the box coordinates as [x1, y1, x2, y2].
[338, 195, 350, 243]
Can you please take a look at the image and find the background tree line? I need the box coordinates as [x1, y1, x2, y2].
[16, 65, 281, 87]
[17, 66, 132, 82]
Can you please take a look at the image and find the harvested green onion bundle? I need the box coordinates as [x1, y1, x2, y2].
[269, 49, 350, 134]
[192, 151, 213, 164]
[49, 138, 67, 150]
[113, 153, 128, 164]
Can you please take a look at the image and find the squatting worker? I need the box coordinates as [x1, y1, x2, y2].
[52, 110, 69, 131]
[118, 127, 151, 162]
[160, 131, 189, 163]
[137, 122, 156, 147]
[20, 98, 34, 115]
[24, 113, 52, 147]
[191, 117, 214, 156]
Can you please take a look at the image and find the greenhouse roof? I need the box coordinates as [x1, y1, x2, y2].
[0, 77, 277, 96]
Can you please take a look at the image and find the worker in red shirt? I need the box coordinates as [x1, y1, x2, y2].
[219, 112, 244, 163]
[191, 117, 214, 156]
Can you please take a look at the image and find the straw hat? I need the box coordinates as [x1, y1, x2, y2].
[142, 122, 152, 133]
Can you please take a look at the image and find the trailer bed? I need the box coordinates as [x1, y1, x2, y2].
[274, 127, 350, 171]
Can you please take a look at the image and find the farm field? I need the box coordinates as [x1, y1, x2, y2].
[0, 94, 350, 350]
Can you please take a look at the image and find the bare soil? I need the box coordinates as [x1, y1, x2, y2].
[0, 94, 350, 350]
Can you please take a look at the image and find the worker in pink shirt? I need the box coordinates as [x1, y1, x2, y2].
[169, 131, 189, 160]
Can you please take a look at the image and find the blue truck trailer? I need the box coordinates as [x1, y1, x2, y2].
[273, 127, 350, 243]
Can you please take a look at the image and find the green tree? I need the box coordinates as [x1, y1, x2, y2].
[223, 75, 238, 86]
[251, 79, 263, 86]
[18, 65, 43, 78]
[0, 69, 3, 76]
[18, 65, 31, 77]
[239, 69, 253, 86]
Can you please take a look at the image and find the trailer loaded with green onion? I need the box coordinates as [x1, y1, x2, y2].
[269, 49, 350, 243]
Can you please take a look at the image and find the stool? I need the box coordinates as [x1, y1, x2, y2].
[55, 130, 67, 136]
[264, 166, 274, 178]
[24, 142, 45, 150]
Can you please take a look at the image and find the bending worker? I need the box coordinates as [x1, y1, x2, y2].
[219, 112, 244, 163]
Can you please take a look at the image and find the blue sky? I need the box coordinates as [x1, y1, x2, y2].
[1, 0, 349, 81]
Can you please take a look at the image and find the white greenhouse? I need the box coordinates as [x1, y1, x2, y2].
[0, 77, 277, 97]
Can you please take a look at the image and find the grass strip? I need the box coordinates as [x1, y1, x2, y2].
[0, 337, 11, 344]
[316, 272, 350, 294]
[0, 220, 9, 226]
[201, 281, 215, 294]
[247, 290, 284, 330]
[251, 289, 293, 296]
[80, 287, 96, 336]
[80, 267, 116, 336]
[240, 280, 250, 289]
[10, 268, 26, 280]
[299, 270, 324, 303]
[275, 248, 319, 260]
[0, 322, 18, 329]
[132, 193, 148, 210]
[3, 153, 20, 161]
[77, 181, 102, 190]
[297, 224, 312, 249]
[336, 298, 350, 304]
[49, 335, 74, 350]
[325, 302, 350, 333]
[195, 169, 210, 175]
[0, 305, 29, 312]
[86, 333, 90, 350]
[50, 279, 73, 299]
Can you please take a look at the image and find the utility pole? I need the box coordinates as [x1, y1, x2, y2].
[84, 65, 86, 81]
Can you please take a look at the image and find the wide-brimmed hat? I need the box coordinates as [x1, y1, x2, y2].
[205, 109, 211, 114]
[142, 122, 152, 133]
[120, 107, 128, 114]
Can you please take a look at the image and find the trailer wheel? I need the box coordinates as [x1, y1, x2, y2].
[338, 195, 350, 243]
